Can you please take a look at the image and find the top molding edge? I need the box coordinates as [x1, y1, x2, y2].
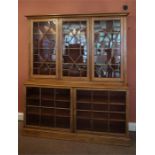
[25, 12, 129, 19]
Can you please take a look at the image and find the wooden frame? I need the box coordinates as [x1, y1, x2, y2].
[29, 18, 59, 79]
[24, 13, 129, 145]
[74, 87, 129, 136]
[23, 83, 130, 145]
[24, 85, 72, 132]
[91, 17, 127, 82]
[59, 18, 90, 80]
[24, 84, 129, 134]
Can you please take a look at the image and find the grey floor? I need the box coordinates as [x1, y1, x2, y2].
[19, 121, 136, 155]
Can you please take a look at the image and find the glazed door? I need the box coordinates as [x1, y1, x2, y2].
[92, 17, 127, 82]
[60, 18, 90, 80]
[30, 19, 58, 78]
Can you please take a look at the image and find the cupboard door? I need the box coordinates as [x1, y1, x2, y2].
[61, 19, 89, 79]
[31, 19, 58, 77]
[76, 89, 127, 134]
[25, 86, 71, 130]
[92, 18, 124, 80]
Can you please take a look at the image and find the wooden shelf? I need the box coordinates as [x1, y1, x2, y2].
[55, 96, 70, 102]
[77, 109, 108, 113]
[27, 95, 40, 100]
[41, 96, 54, 101]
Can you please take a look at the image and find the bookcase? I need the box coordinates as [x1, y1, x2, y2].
[23, 13, 130, 145]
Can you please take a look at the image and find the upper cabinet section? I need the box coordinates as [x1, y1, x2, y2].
[28, 13, 127, 83]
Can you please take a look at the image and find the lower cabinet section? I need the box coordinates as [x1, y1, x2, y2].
[26, 87, 71, 129]
[24, 85, 130, 145]
[76, 89, 126, 134]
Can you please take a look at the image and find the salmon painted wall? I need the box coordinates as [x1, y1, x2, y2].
[18, 0, 136, 122]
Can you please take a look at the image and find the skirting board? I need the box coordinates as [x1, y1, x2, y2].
[18, 112, 136, 131]
[128, 122, 136, 131]
[18, 112, 24, 121]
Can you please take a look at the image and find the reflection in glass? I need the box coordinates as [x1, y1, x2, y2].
[33, 21, 57, 75]
[62, 21, 87, 77]
[94, 20, 121, 78]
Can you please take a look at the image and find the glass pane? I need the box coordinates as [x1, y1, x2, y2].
[62, 21, 88, 77]
[33, 20, 57, 75]
[94, 20, 121, 78]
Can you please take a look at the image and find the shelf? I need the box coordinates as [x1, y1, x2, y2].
[55, 101, 70, 108]
[76, 116, 91, 120]
[77, 99, 91, 103]
[77, 102, 91, 110]
[63, 63, 87, 65]
[26, 105, 40, 108]
[26, 106, 40, 115]
[77, 100, 108, 105]
[110, 102, 125, 106]
[110, 101, 125, 105]
[110, 105, 126, 112]
[94, 31, 120, 34]
[55, 115, 70, 118]
[76, 109, 125, 114]
[41, 96, 54, 101]
[110, 111, 125, 114]
[77, 99, 125, 106]
[77, 110, 91, 118]
[33, 48, 56, 50]
[93, 104, 108, 111]
[26, 99, 40, 106]
[33, 33, 56, 35]
[26, 111, 40, 116]
[77, 109, 107, 113]
[27, 95, 40, 100]
[27, 105, 70, 110]
[92, 100, 108, 104]
[110, 113, 125, 120]
[93, 112, 109, 119]
[56, 109, 70, 116]
[33, 62, 56, 64]
[110, 119, 125, 122]
[95, 64, 120, 66]
[55, 96, 70, 101]
[41, 100, 54, 107]
[41, 108, 55, 116]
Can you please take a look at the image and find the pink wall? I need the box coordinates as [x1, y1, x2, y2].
[18, 0, 136, 122]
